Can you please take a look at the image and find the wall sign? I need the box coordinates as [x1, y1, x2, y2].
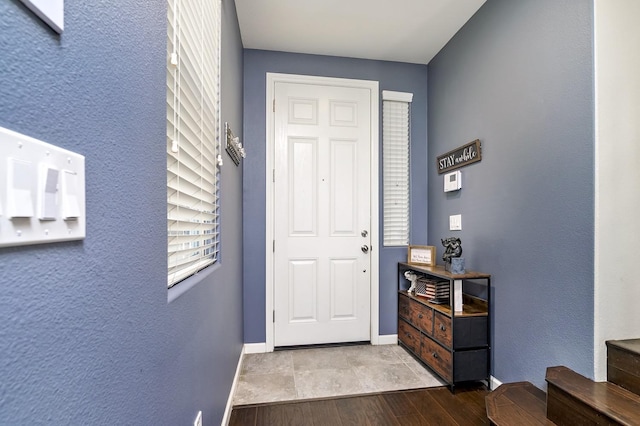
[407, 245, 436, 267]
[437, 139, 482, 174]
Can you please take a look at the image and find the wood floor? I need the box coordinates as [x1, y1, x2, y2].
[229, 384, 489, 425]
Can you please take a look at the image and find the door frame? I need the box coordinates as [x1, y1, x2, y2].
[265, 73, 380, 352]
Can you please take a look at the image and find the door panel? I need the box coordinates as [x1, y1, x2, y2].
[288, 138, 317, 235]
[330, 139, 357, 235]
[288, 98, 318, 125]
[330, 258, 358, 319]
[288, 259, 317, 322]
[330, 101, 358, 127]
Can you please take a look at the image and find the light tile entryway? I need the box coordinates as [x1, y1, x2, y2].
[232, 344, 444, 406]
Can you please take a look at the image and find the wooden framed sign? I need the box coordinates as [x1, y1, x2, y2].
[408, 245, 436, 266]
[437, 139, 482, 174]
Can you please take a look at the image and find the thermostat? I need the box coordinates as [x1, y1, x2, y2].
[444, 170, 462, 192]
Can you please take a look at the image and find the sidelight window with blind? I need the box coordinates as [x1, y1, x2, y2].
[382, 91, 413, 246]
[166, 0, 221, 288]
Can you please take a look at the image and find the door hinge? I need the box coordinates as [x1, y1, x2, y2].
[273, 240, 275, 252]
[273, 99, 275, 112]
[273, 310, 275, 323]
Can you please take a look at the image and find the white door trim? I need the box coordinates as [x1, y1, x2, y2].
[265, 73, 379, 352]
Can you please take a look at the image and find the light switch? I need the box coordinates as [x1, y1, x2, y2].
[449, 214, 462, 231]
[38, 164, 59, 220]
[0, 125, 85, 247]
[61, 170, 80, 220]
[7, 157, 35, 218]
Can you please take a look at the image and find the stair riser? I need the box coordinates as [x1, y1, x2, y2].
[608, 345, 640, 397]
[547, 385, 621, 426]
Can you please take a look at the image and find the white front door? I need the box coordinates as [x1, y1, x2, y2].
[273, 81, 372, 347]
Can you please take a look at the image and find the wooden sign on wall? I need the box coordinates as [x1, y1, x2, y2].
[437, 139, 482, 174]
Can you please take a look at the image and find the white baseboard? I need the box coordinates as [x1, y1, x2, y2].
[221, 345, 245, 426]
[489, 375, 503, 390]
[243, 342, 268, 354]
[376, 334, 398, 345]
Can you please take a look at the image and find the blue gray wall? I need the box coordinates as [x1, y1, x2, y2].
[242, 50, 428, 342]
[427, 0, 594, 388]
[0, 1, 243, 424]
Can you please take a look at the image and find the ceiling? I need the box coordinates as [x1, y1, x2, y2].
[234, 0, 486, 65]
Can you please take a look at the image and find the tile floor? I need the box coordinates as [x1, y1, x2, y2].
[232, 344, 445, 406]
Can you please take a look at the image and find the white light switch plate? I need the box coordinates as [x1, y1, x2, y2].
[449, 214, 462, 231]
[0, 126, 85, 247]
[20, 0, 64, 33]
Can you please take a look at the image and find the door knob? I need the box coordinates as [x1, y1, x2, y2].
[361, 245, 369, 253]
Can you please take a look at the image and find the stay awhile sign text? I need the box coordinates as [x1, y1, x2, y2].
[437, 139, 482, 174]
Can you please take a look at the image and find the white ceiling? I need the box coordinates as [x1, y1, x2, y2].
[234, 0, 486, 65]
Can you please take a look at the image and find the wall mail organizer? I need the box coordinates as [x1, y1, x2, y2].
[225, 122, 246, 166]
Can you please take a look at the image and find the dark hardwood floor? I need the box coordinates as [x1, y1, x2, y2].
[229, 384, 489, 425]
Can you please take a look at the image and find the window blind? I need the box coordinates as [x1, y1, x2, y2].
[382, 91, 413, 246]
[166, 0, 221, 288]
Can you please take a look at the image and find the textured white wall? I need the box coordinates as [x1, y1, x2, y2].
[594, 0, 640, 381]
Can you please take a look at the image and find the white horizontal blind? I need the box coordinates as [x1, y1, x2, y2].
[382, 91, 412, 246]
[167, 0, 221, 288]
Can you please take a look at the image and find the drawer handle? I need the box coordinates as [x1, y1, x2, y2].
[418, 314, 423, 319]
[432, 352, 438, 359]
[440, 324, 446, 331]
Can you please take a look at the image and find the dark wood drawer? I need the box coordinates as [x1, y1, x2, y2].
[433, 311, 452, 348]
[398, 318, 421, 355]
[421, 337, 452, 382]
[412, 301, 433, 335]
[398, 293, 412, 322]
[399, 293, 433, 335]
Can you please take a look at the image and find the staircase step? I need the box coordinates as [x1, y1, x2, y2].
[546, 366, 640, 426]
[486, 381, 554, 425]
[607, 339, 640, 396]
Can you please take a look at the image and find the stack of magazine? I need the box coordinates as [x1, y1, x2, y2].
[415, 277, 450, 304]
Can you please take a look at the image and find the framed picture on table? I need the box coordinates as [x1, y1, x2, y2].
[407, 245, 436, 267]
